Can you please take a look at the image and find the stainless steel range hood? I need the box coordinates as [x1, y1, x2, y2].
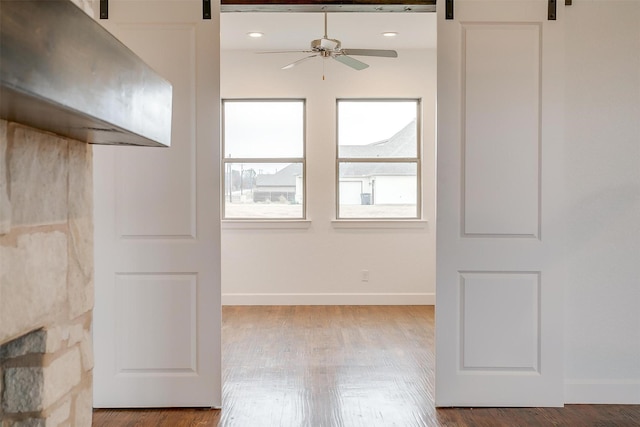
[0, 0, 172, 147]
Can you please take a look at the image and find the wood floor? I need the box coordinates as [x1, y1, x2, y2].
[93, 306, 640, 426]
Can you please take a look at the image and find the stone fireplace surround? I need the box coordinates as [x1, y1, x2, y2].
[0, 120, 94, 426]
[0, 0, 173, 423]
[1, 2, 96, 424]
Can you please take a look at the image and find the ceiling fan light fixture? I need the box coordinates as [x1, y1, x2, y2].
[247, 32, 264, 38]
[382, 32, 399, 37]
[261, 13, 398, 74]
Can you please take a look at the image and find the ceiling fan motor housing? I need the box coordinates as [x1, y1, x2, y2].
[312, 38, 341, 52]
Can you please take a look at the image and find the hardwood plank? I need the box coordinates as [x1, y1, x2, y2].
[91, 408, 221, 426]
[93, 306, 640, 427]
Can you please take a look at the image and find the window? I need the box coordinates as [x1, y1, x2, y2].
[222, 99, 305, 219]
[336, 99, 421, 219]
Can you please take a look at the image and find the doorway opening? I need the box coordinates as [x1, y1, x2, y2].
[219, 9, 438, 422]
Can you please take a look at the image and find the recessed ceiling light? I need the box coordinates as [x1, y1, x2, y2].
[382, 32, 398, 37]
[247, 32, 264, 38]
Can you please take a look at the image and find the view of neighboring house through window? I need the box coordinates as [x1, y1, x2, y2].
[337, 99, 421, 219]
[222, 99, 305, 219]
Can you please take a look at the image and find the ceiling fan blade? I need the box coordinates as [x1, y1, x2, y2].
[257, 50, 314, 54]
[341, 49, 398, 58]
[333, 55, 369, 71]
[282, 54, 319, 70]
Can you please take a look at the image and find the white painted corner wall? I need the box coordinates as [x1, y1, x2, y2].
[220, 49, 436, 305]
[563, 1, 640, 404]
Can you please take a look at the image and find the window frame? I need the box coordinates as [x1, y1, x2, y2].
[222, 98, 307, 220]
[335, 98, 422, 220]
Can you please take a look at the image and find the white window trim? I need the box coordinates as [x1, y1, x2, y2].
[221, 219, 312, 230]
[335, 98, 423, 220]
[330, 219, 428, 229]
[222, 98, 307, 220]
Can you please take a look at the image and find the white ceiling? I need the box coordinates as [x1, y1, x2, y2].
[220, 12, 437, 51]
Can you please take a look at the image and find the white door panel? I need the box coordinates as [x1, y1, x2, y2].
[463, 24, 540, 237]
[93, 0, 221, 407]
[436, 0, 565, 406]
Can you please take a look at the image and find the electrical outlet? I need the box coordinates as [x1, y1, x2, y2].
[361, 270, 369, 282]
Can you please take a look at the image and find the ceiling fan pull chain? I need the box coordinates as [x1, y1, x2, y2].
[322, 57, 326, 81]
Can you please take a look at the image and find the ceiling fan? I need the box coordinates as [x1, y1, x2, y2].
[258, 13, 398, 72]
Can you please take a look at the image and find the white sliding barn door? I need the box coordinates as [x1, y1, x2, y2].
[436, 0, 565, 406]
[93, 0, 221, 407]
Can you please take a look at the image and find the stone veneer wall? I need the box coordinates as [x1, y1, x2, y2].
[0, 120, 94, 426]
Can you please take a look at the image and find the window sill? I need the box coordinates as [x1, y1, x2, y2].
[221, 219, 312, 230]
[331, 219, 428, 229]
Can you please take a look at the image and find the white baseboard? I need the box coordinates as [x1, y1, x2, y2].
[564, 380, 640, 404]
[222, 292, 435, 306]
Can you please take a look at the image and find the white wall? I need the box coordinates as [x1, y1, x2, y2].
[221, 49, 436, 305]
[564, 1, 640, 403]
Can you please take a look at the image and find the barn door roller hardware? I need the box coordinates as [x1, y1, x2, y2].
[548, 0, 557, 20]
[99, 0, 108, 19]
[445, 0, 454, 20]
[100, 0, 212, 20]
